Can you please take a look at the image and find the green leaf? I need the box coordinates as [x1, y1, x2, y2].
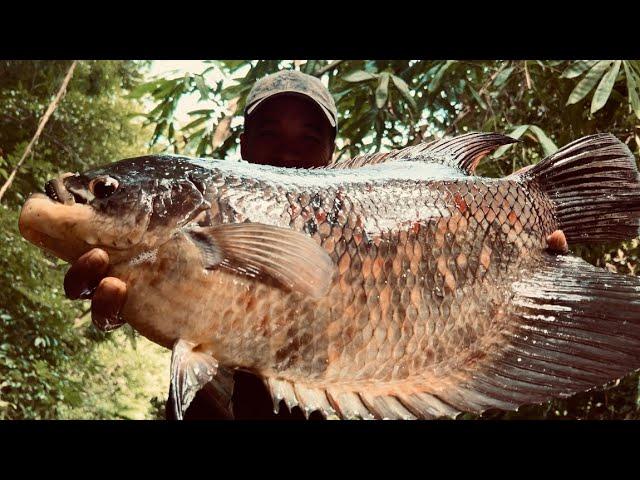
[493, 66, 514, 87]
[219, 60, 247, 72]
[152, 78, 181, 99]
[303, 60, 318, 75]
[196, 133, 211, 156]
[126, 80, 162, 99]
[183, 116, 209, 131]
[221, 83, 252, 101]
[508, 125, 531, 140]
[185, 128, 206, 151]
[528, 125, 558, 156]
[566, 60, 613, 105]
[187, 109, 215, 116]
[561, 60, 598, 79]
[591, 60, 621, 114]
[390, 74, 417, 109]
[193, 75, 210, 101]
[493, 125, 529, 158]
[428, 60, 455, 93]
[468, 84, 487, 110]
[343, 71, 378, 83]
[376, 73, 390, 109]
[623, 61, 640, 119]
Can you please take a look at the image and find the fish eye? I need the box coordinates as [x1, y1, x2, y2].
[89, 176, 119, 199]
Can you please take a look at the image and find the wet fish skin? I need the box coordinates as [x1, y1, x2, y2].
[19, 132, 640, 419]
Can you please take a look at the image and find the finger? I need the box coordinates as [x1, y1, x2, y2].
[546, 229, 569, 254]
[64, 249, 110, 299]
[91, 277, 128, 332]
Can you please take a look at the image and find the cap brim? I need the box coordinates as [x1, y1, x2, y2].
[246, 91, 337, 129]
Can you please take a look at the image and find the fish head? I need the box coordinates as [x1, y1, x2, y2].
[19, 155, 212, 264]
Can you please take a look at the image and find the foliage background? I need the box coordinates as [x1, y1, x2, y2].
[1, 59, 639, 419]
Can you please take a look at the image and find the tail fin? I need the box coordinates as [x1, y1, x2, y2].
[518, 133, 640, 244]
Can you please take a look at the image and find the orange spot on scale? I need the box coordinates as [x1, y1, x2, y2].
[378, 285, 391, 315]
[480, 245, 492, 270]
[316, 210, 327, 222]
[453, 193, 467, 213]
[508, 211, 518, 225]
[338, 254, 351, 275]
[392, 256, 403, 276]
[372, 257, 384, 279]
[444, 271, 456, 294]
[437, 256, 448, 276]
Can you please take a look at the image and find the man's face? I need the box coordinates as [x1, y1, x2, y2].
[240, 94, 335, 169]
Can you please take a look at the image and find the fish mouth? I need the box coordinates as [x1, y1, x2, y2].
[44, 173, 88, 205]
[19, 192, 97, 263]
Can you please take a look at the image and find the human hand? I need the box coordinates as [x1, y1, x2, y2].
[64, 248, 128, 332]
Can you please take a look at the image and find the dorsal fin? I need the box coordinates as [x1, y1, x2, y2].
[327, 132, 517, 175]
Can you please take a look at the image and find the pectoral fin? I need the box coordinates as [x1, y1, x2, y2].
[169, 339, 234, 420]
[185, 222, 335, 299]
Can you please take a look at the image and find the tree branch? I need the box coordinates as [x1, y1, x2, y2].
[314, 60, 344, 77]
[443, 64, 505, 137]
[0, 60, 78, 203]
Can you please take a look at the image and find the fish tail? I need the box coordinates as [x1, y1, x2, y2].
[517, 133, 640, 244]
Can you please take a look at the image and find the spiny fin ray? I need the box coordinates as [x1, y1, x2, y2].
[327, 132, 517, 174]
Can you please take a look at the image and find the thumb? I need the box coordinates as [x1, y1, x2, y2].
[91, 277, 128, 332]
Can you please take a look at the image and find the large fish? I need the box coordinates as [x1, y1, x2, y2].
[18, 132, 640, 420]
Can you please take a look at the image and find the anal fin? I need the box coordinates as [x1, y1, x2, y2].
[169, 339, 235, 420]
[263, 377, 460, 420]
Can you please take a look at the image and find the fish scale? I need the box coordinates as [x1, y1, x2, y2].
[18, 132, 640, 419]
[143, 164, 548, 385]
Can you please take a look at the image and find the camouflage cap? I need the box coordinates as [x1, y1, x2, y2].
[244, 70, 338, 132]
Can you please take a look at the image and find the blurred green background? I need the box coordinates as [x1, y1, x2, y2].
[1, 60, 639, 419]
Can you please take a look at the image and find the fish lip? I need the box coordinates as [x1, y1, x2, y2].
[18, 194, 72, 261]
[44, 173, 78, 205]
[18, 193, 123, 263]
